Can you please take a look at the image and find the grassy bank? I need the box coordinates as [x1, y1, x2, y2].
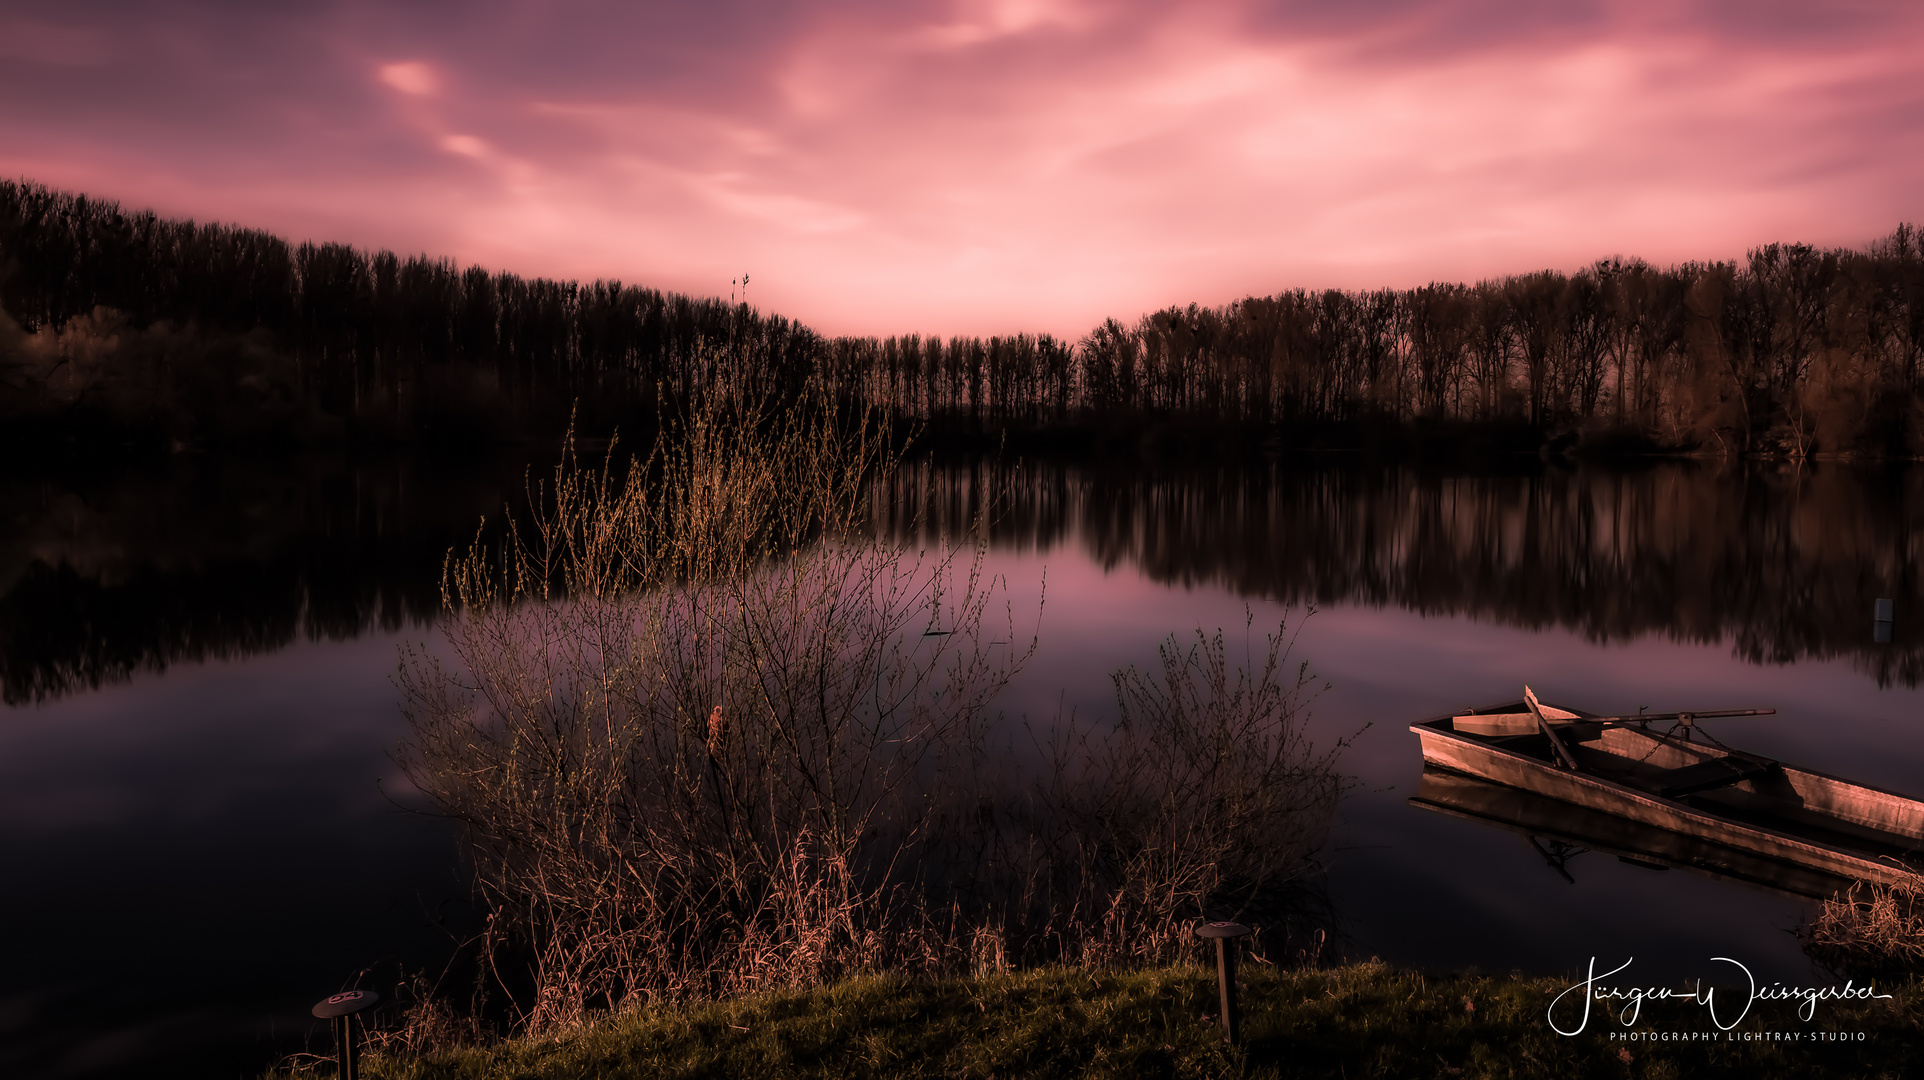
[303, 962, 1919, 1080]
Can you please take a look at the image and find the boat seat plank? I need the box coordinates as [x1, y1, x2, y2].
[1637, 757, 1775, 799]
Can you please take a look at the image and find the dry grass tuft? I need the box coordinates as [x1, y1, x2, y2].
[1801, 875, 1924, 981]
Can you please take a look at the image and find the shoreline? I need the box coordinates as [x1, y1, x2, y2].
[284, 961, 1921, 1079]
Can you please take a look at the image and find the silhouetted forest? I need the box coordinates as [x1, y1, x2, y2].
[3, 178, 1922, 457]
[5, 455, 1921, 704]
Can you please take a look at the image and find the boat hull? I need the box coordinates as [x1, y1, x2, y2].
[1412, 706, 1924, 888]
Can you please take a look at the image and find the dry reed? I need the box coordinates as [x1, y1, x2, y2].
[1801, 875, 1924, 981]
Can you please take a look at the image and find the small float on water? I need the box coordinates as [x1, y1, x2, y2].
[1409, 687, 1924, 889]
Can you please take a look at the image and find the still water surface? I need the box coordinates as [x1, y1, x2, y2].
[3, 453, 1921, 1077]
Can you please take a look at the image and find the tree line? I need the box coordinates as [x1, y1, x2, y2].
[4, 178, 1921, 456]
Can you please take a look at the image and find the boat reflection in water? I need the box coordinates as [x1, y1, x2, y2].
[1409, 689, 1924, 897]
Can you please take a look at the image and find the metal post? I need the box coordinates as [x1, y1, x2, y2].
[313, 990, 379, 1080]
[1216, 937, 1240, 1043]
[1195, 921, 1251, 1044]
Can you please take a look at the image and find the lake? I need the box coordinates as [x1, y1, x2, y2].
[4, 450, 1921, 1078]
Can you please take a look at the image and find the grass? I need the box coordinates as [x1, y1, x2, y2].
[292, 961, 1920, 1080]
[1802, 877, 1924, 982]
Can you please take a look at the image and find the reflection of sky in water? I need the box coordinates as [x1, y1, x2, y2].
[0, 632, 467, 1080]
[6, 533, 1923, 1076]
[976, 545, 1924, 988]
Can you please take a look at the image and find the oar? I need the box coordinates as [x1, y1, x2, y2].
[1523, 686, 1581, 770]
[1578, 707, 1776, 728]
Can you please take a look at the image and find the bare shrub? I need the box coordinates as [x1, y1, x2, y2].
[1801, 875, 1924, 981]
[989, 612, 1345, 968]
[398, 382, 1032, 1029]
[397, 382, 1346, 1032]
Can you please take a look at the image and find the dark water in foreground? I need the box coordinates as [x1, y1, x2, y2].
[4, 453, 1922, 1078]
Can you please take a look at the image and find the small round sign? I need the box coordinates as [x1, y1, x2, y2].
[1194, 920, 1251, 939]
[312, 990, 380, 1018]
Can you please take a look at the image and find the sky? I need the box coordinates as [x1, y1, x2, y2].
[2, 0, 1921, 338]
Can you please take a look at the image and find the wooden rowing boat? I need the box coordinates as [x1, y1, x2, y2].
[1410, 690, 1924, 888]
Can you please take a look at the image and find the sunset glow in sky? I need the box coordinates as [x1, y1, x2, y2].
[2, 0, 1921, 337]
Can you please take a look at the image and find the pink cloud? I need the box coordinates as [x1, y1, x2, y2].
[1, 1, 1920, 338]
[379, 61, 441, 97]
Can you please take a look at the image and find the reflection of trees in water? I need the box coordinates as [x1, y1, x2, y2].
[0, 455, 525, 704]
[6, 456, 1920, 704]
[880, 459, 1924, 687]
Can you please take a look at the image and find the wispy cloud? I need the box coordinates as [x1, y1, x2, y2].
[1, 1, 1920, 336]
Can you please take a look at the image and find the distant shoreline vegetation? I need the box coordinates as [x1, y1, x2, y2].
[3, 178, 1920, 460]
